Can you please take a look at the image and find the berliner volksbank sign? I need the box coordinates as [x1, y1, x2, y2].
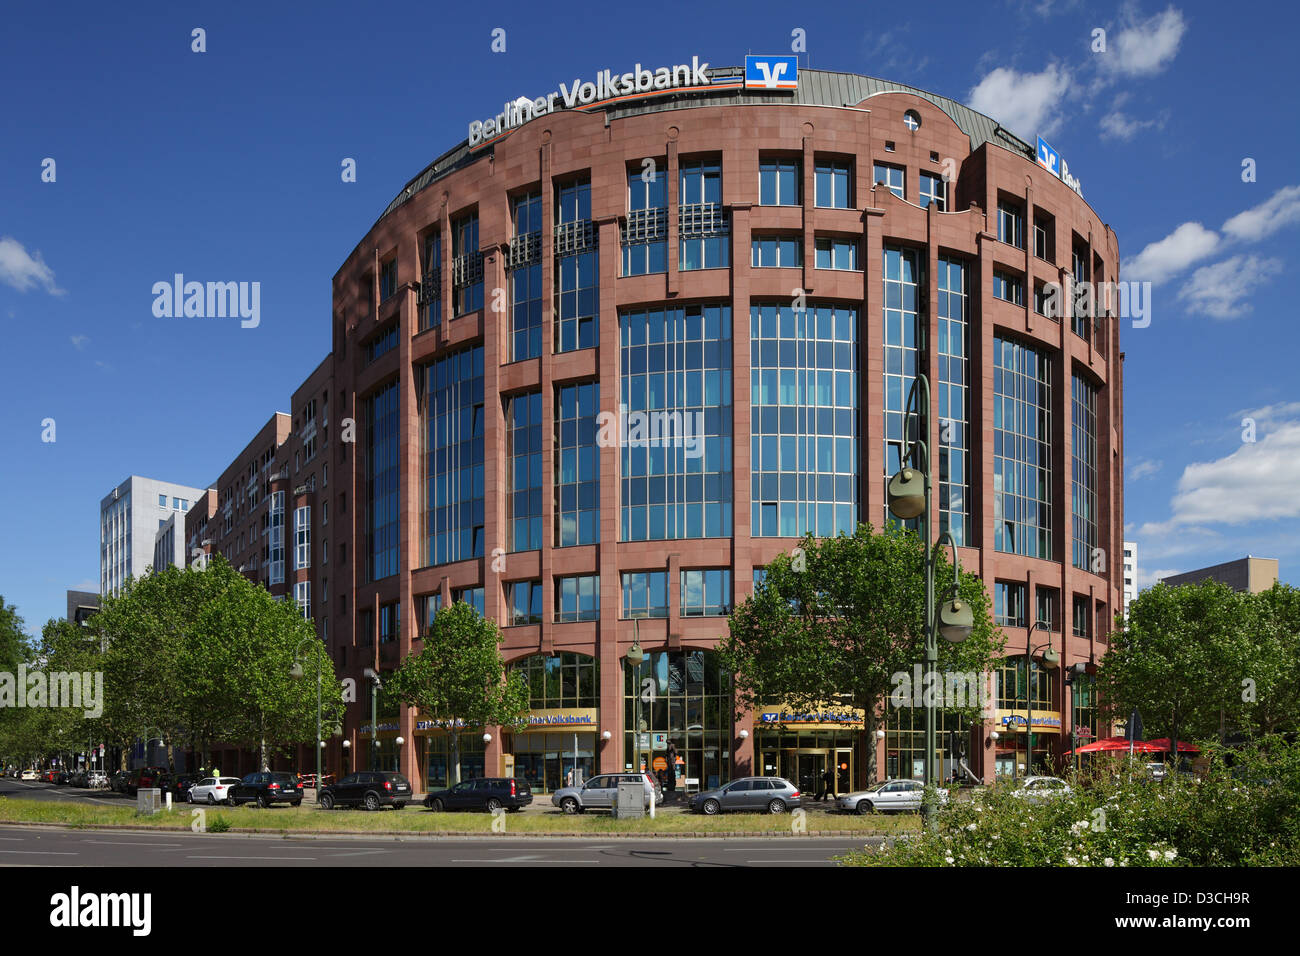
[467, 55, 798, 149]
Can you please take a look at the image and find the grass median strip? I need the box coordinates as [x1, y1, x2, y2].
[0, 799, 917, 837]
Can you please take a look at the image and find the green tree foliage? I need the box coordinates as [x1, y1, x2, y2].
[1098, 581, 1300, 742]
[718, 524, 1003, 781]
[0, 596, 27, 672]
[386, 601, 530, 785]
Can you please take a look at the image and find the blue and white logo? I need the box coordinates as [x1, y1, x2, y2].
[1036, 136, 1061, 177]
[745, 55, 799, 90]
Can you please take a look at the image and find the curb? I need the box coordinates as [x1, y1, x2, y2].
[0, 819, 880, 840]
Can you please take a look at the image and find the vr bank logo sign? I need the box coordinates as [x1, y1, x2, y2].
[1036, 135, 1083, 198]
[745, 55, 798, 90]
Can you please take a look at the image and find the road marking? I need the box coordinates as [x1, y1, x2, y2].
[186, 855, 318, 860]
[0, 850, 79, 855]
[325, 850, 387, 858]
[450, 858, 600, 864]
[744, 858, 838, 863]
[83, 840, 184, 847]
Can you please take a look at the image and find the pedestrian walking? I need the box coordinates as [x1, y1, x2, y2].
[664, 742, 678, 795]
[817, 767, 835, 801]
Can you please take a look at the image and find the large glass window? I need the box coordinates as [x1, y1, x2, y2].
[1073, 594, 1090, 637]
[509, 192, 543, 362]
[997, 199, 1025, 248]
[624, 166, 667, 276]
[366, 382, 399, 582]
[937, 257, 970, 545]
[814, 160, 852, 208]
[620, 304, 733, 541]
[455, 586, 485, 617]
[294, 505, 310, 570]
[420, 232, 442, 331]
[622, 571, 668, 618]
[886, 708, 969, 781]
[506, 391, 542, 552]
[814, 237, 859, 270]
[993, 270, 1024, 305]
[919, 171, 947, 210]
[1072, 242, 1091, 341]
[680, 569, 731, 616]
[759, 158, 801, 206]
[751, 302, 858, 538]
[679, 159, 728, 270]
[452, 212, 483, 315]
[555, 575, 600, 623]
[508, 580, 543, 626]
[267, 490, 284, 585]
[751, 235, 801, 268]
[512, 652, 598, 708]
[1072, 374, 1099, 571]
[883, 246, 921, 533]
[996, 659, 1055, 711]
[995, 581, 1028, 627]
[994, 336, 1052, 559]
[555, 381, 599, 547]
[873, 162, 905, 199]
[555, 178, 598, 352]
[294, 581, 310, 619]
[623, 649, 731, 788]
[424, 347, 485, 567]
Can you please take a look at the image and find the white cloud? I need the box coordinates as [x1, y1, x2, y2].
[70, 335, 89, 350]
[1234, 402, 1300, 431]
[1127, 458, 1163, 481]
[1137, 567, 1181, 590]
[1222, 185, 1300, 242]
[0, 236, 64, 295]
[1166, 421, 1300, 525]
[1177, 255, 1284, 319]
[1122, 222, 1221, 284]
[968, 63, 1072, 140]
[1102, 6, 1188, 77]
[1099, 109, 1162, 140]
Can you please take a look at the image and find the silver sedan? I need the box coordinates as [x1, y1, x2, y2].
[837, 779, 949, 814]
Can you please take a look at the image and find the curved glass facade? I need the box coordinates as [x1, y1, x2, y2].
[993, 336, 1052, 559]
[423, 346, 485, 566]
[624, 649, 731, 789]
[751, 302, 858, 538]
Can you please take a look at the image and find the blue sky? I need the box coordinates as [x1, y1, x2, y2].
[2, 0, 1298, 634]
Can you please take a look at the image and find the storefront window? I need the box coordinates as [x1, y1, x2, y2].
[885, 708, 971, 782]
[417, 733, 486, 791]
[511, 732, 595, 793]
[623, 649, 731, 792]
[510, 652, 599, 709]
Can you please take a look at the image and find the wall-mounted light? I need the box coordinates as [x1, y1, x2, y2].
[601, 730, 612, 740]
[395, 736, 405, 746]
[482, 733, 492, 744]
[875, 729, 885, 740]
[738, 729, 749, 740]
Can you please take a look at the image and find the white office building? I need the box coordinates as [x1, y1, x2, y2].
[1123, 541, 1138, 619]
[100, 475, 207, 595]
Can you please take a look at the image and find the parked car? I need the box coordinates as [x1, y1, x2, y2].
[422, 777, 530, 813]
[689, 776, 803, 815]
[52, 770, 69, 785]
[20, 769, 39, 781]
[67, 770, 87, 787]
[837, 778, 949, 815]
[551, 772, 663, 814]
[1010, 776, 1072, 803]
[226, 771, 304, 808]
[165, 774, 198, 801]
[110, 770, 131, 793]
[124, 767, 168, 797]
[187, 776, 241, 804]
[317, 771, 413, 811]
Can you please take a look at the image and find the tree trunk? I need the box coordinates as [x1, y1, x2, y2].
[863, 706, 878, 785]
[260, 712, 268, 770]
[449, 729, 461, 786]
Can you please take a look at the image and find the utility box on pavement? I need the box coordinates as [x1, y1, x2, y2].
[136, 788, 161, 815]
[614, 781, 644, 819]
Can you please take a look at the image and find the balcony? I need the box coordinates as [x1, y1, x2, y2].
[554, 219, 597, 257]
[621, 206, 667, 243]
[679, 202, 728, 237]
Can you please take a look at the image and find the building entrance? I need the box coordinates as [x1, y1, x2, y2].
[761, 748, 854, 798]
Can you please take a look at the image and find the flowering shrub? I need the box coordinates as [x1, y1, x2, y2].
[842, 737, 1300, 867]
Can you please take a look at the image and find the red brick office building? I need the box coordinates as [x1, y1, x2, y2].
[207, 63, 1126, 793]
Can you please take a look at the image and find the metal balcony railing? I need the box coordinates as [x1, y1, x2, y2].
[621, 206, 667, 244]
[679, 202, 728, 237]
[554, 219, 597, 257]
[507, 231, 542, 269]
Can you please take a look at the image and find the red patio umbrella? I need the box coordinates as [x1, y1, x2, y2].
[1144, 738, 1201, 752]
[1067, 736, 1163, 754]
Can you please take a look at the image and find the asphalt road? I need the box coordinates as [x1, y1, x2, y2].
[0, 777, 130, 807]
[0, 824, 868, 866]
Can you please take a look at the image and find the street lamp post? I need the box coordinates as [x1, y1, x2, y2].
[627, 623, 645, 779]
[289, 638, 322, 801]
[1022, 620, 1059, 778]
[363, 668, 382, 771]
[886, 374, 974, 822]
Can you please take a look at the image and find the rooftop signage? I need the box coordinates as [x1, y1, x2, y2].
[1036, 135, 1083, 198]
[467, 54, 799, 150]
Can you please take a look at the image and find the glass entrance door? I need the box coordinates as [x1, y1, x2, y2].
[797, 752, 825, 796]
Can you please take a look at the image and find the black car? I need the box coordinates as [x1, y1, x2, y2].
[318, 771, 411, 811]
[424, 777, 532, 813]
[227, 771, 304, 808]
[110, 770, 131, 793]
[165, 773, 198, 800]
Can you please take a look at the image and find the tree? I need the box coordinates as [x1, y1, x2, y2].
[1099, 581, 1300, 744]
[718, 523, 1003, 782]
[0, 596, 27, 673]
[386, 601, 530, 786]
